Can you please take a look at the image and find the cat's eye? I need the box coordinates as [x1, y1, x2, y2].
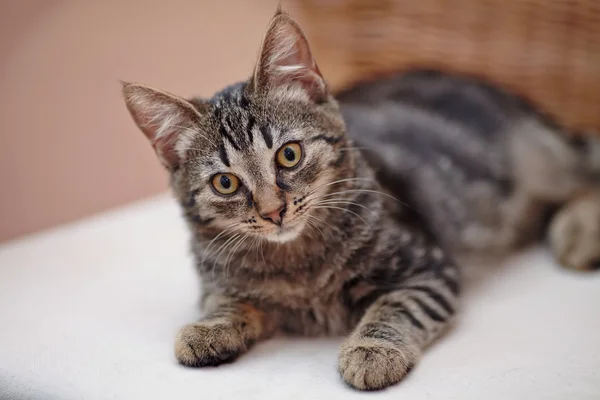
[211, 173, 240, 195]
[276, 142, 303, 169]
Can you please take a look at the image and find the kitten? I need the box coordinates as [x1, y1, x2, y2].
[122, 9, 600, 390]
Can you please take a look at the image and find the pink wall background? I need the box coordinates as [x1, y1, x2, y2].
[0, 0, 306, 242]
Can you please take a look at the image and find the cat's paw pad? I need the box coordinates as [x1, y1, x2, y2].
[175, 322, 247, 367]
[338, 338, 418, 391]
[549, 192, 600, 271]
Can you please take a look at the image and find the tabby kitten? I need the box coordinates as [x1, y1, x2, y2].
[122, 10, 600, 390]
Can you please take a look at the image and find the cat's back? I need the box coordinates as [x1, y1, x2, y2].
[335, 69, 548, 254]
[337, 69, 528, 136]
[335, 69, 523, 187]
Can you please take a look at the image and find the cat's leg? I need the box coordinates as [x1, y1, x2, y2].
[339, 260, 460, 390]
[509, 124, 600, 270]
[549, 190, 600, 271]
[175, 296, 271, 367]
[508, 122, 600, 269]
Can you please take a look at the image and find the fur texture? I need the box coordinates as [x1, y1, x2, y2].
[122, 10, 600, 391]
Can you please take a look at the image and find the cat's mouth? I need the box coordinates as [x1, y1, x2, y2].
[263, 222, 304, 243]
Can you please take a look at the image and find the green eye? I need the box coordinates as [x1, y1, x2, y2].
[276, 142, 302, 168]
[211, 173, 240, 195]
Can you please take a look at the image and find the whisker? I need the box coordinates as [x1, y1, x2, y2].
[305, 212, 343, 234]
[304, 177, 375, 198]
[200, 225, 238, 270]
[305, 216, 327, 238]
[312, 189, 415, 211]
[297, 234, 306, 246]
[259, 237, 266, 265]
[242, 235, 259, 265]
[316, 189, 400, 203]
[311, 205, 372, 228]
[337, 146, 379, 153]
[210, 233, 241, 279]
[312, 199, 377, 215]
[303, 220, 318, 239]
[222, 235, 241, 277]
[224, 234, 249, 280]
[273, 240, 281, 257]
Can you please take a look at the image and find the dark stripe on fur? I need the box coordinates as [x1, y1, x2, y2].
[359, 322, 404, 345]
[310, 134, 341, 145]
[186, 212, 215, 225]
[406, 286, 454, 314]
[184, 189, 200, 208]
[260, 125, 273, 149]
[276, 175, 291, 191]
[239, 93, 249, 108]
[246, 116, 255, 144]
[437, 268, 460, 296]
[245, 191, 254, 208]
[219, 125, 240, 151]
[395, 307, 426, 330]
[412, 297, 446, 322]
[219, 142, 230, 167]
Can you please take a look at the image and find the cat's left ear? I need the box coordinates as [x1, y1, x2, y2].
[122, 82, 204, 171]
[252, 10, 327, 103]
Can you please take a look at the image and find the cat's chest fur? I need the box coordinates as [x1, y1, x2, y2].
[221, 264, 361, 335]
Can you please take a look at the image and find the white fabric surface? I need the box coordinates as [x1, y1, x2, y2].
[1, 195, 599, 400]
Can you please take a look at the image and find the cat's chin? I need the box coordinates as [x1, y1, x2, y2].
[264, 225, 303, 244]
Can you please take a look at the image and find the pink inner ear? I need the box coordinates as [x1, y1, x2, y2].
[123, 81, 207, 171]
[274, 39, 326, 101]
[256, 15, 327, 102]
[130, 104, 183, 169]
[151, 129, 181, 169]
[273, 31, 312, 70]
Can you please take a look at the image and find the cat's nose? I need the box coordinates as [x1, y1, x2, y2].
[260, 205, 287, 226]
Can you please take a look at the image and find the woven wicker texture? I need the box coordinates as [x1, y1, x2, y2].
[298, 0, 600, 133]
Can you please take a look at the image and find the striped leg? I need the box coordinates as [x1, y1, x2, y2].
[339, 262, 460, 390]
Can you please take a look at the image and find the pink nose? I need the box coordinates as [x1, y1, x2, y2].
[260, 206, 286, 226]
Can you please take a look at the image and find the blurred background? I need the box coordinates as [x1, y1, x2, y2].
[1, 0, 599, 242]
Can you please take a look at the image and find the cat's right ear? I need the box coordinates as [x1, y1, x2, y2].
[251, 10, 327, 103]
[122, 82, 203, 171]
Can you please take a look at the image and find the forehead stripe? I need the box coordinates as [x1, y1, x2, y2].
[246, 116, 255, 144]
[260, 125, 273, 149]
[219, 124, 240, 151]
[219, 141, 230, 167]
[239, 93, 249, 108]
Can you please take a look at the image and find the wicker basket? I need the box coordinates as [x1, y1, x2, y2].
[298, 0, 600, 133]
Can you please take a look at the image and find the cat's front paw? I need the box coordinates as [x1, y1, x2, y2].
[175, 322, 248, 367]
[549, 191, 600, 271]
[338, 338, 418, 391]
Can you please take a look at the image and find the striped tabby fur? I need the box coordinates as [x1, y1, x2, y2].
[122, 10, 600, 390]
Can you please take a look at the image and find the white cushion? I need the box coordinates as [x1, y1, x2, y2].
[1, 195, 599, 399]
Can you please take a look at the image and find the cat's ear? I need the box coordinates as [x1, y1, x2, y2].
[252, 10, 327, 103]
[122, 82, 203, 171]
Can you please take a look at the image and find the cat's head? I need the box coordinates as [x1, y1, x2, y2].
[122, 10, 351, 243]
